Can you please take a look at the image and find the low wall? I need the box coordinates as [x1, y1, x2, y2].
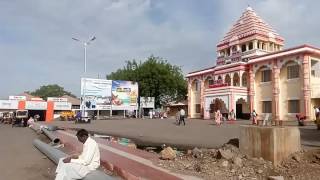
[239, 125, 301, 165]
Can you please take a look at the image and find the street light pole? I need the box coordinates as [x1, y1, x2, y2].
[72, 36, 96, 121]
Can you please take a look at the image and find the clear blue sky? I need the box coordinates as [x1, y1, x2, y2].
[0, 0, 319, 97]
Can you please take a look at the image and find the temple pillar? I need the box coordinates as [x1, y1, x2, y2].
[253, 40, 258, 49]
[200, 78, 205, 118]
[246, 44, 249, 51]
[230, 93, 234, 112]
[239, 71, 243, 87]
[302, 55, 311, 120]
[259, 42, 262, 50]
[236, 45, 241, 51]
[249, 65, 255, 112]
[272, 60, 280, 125]
[187, 81, 192, 118]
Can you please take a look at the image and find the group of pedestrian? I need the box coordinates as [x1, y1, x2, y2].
[214, 109, 236, 126]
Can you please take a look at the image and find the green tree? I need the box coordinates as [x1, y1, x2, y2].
[107, 55, 187, 107]
[30, 84, 76, 100]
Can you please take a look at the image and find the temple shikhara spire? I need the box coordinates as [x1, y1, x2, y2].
[187, 6, 320, 124]
[216, 6, 284, 66]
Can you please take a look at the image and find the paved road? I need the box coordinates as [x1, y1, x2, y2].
[42, 118, 320, 150]
[0, 124, 56, 180]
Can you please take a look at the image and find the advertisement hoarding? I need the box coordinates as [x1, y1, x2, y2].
[140, 97, 155, 109]
[111, 80, 138, 110]
[81, 78, 112, 110]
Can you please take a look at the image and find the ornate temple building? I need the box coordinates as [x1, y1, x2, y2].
[187, 7, 320, 121]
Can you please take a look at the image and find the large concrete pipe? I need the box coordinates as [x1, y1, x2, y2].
[42, 128, 60, 144]
[29, 122, 41, 132]
[33, 139, 115, 180]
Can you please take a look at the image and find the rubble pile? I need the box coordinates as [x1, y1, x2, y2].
[157, 144, 320, 180]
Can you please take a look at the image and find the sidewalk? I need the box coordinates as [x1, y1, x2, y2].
[53, 129, 200, 180]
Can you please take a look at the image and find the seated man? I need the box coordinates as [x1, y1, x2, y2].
[55, 129, 100, 180]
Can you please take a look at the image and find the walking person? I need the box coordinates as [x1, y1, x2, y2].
[175, 110, 180, 125]
[314, 106, 320, 130]
[55, 129, 100, 180]
[251, 110, 258, 125]
[228, 109, 236, 124]
[215, 109, 222, 126]
[178, 108, 186, 126]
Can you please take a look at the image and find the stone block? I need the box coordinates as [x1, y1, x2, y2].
[239, 125, 300, 165]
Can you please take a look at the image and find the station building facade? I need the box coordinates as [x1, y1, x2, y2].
[187, 7, 320, 121]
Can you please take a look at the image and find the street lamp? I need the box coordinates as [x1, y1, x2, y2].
[72, 36, 96, 121]
[72, 36, 96, 73]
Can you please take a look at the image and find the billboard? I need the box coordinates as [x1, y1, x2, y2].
[111, 80, 138, 110]
[140, 97, 155, 108]
[81, 78, 112, 110]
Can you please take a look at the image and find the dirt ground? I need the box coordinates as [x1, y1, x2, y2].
[157, 144, 320, 180]
[0, 124, 56, 180]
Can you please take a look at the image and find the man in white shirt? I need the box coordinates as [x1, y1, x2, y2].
[55, 129, 100, 180]
[179, 108, 186, 126]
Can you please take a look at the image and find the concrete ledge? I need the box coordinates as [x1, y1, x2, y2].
[239, 125, 301, 165]
[52, 130, 199, 180]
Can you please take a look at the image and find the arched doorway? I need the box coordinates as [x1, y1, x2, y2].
[236, 98, 250, 119]
[209, 98, 228, 118]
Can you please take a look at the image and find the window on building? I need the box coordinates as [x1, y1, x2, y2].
[261, 69, 271, 82]
[262, 101, 272, 113]
[232, 46, 237, 53]
[262, 43, 265, 50]
[196, 104, 201, 113]
[195, 80, 201, 91]
[242, 73, 248, 87]
[249, 42, 253, 50]
[287, 65, 300, 79]
[288, 100, 300, 113]
[226, 48, 231, 56]
[311, 59, 320, 77]
[208, 79, 214, 86]
[241, 44, 246, 52]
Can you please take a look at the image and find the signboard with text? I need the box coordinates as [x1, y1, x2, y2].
[9, 96, 26, 101]
[81, 78, 112, 110]
[25, 101, 47, 110]
[0, 100, 18, 109]
[53, 102, 72, 110]
[47, 97, 68, 102]
[208, 79, 229, 88]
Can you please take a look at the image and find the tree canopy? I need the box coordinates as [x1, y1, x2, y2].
[107, 55, 187, 108]
[30, 84, 76, 100]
